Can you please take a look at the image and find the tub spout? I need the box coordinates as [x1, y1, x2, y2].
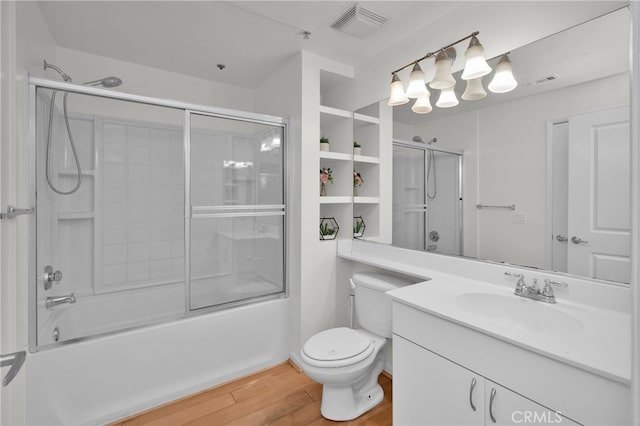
[45, 293, 76, 309]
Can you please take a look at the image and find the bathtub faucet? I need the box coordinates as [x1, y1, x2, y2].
[45, 293, 76, 309]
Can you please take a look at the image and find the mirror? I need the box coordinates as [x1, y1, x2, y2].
[386, 7, 631, 284]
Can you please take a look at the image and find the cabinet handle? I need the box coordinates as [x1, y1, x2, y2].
[489, 388, 497, 423]
[469, 378, 477, 411]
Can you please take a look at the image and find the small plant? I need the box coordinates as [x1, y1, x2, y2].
[353, 141, 361, 148]
[353, 171, 364, 188]
[320, 223, 336, 236]
[320, 168, 333, 196]
[320, 136, 330, 144]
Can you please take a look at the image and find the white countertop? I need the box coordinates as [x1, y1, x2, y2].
[389, 278, 631, 385]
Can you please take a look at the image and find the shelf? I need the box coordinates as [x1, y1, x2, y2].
[319, 196, 352, 204]
[353, 155, 379, 164]
[354, 196, 380, 204]
[58, 212, 95, 220]
[320, 151, 352, 161]
[353, 113, 379, 125]
[319, 105, 352, 119]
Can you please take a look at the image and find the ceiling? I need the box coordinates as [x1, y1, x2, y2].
[37, 1, 461, 89]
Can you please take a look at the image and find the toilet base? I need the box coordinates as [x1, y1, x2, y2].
[320, 383, 384, 421]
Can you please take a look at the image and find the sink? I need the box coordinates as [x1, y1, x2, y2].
[454, 292, 584, 334]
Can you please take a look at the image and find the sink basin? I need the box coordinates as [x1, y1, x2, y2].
[455, 292, 584, 334]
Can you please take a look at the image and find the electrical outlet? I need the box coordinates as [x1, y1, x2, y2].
[513, 213, 526, 224]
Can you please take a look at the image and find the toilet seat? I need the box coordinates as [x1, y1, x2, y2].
[302, 327, 374, 368]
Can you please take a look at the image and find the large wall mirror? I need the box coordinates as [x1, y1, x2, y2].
[385, 6, 631, 284]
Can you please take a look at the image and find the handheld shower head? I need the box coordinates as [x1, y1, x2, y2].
[84, 76, 123, 88]
[44, 60, 72, 82]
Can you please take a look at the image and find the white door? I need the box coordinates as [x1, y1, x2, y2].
[568, 107, 630, 283]
[551, 121, 569, 272]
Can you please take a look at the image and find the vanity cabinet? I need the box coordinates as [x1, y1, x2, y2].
[393, 336, 580, 426]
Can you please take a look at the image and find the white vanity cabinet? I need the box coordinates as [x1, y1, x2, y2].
[393, 336, 580, 426]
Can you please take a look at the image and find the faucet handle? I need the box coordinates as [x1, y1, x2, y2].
[504, 272, 525, 293]
[542, 279, 568, 297]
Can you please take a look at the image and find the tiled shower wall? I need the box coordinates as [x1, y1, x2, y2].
[100, 122, 185, 291]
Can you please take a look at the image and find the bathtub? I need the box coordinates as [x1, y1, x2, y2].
[26, 297, 290, 425]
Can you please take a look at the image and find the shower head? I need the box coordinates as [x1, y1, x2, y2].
[427, 137, 437, 145]
[412, 136, 423, 143]
[84, 76, 123, 88]
[44, 60, 72, 82]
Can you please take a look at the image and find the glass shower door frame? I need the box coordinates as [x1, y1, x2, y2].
[28, 77, 288, 351]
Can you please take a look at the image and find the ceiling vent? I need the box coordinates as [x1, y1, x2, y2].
[330, 4, 388, 39]
[534, 74, 561, 85]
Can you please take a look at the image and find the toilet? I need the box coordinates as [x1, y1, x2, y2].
[299, 272, 413, 421]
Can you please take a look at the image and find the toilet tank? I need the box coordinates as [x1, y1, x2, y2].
[352, 272, 414, 338]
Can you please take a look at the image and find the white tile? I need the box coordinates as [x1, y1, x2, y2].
[150, 222, 172, 241]
[151, 165, 172, 185]
[103, 244, 127, 265]
[128, 204, 149, 223]
[103, 164, 127, 184]
[103, 144, 128, 164]
[103, 204, 128, 224]
[103, 124, 127, 145]
[128, 145, 149, 164]
[127, 261, 149, 282]
[170, 258, 185, 278]
[170, 240, 184, 258]
[103, 224, 127, 245]
[127, 126, 149, 147]
[127, 242, 150, 262]
[128, 183, 151, 204]
[103, 184, 127, 204]
[151, 185, 167, 204]
[149, 259, 172, 280]
[128, 223, 150, 243]
[102, 264, 127, 286]
[149, 241, 171, 260]
[128, 165, 150, 184]
[151, 205, 172, 223]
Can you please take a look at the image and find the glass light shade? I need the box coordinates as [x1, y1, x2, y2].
[461, 36, 492, 80]
[411, 94, 432, 114]
[488, 54, 518, 93]
[436, 86, 459, 108]
[405, 63, 429, 98]
[388, 73, 409, 106]
[429, 51, 456, 90]
[461, 77, 487, 101]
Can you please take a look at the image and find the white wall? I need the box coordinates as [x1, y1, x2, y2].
[413, 72, 629, 268]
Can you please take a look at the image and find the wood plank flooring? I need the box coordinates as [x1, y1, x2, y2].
[110, 362, 392, 426]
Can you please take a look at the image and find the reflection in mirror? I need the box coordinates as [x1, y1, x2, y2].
[388, 7, 631, 284]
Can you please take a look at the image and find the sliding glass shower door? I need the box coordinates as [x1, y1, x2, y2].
[188, 113, 285, 311]
[392, 141, 462, 255]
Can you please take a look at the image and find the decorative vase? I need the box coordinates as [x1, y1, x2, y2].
[353, 186, 358, 196]
[320, 182, 327, 196]
[320, 143, 330, 152]
[353, 147, 361, 155]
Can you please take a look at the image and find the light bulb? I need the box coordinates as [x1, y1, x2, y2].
[388, 73, 409, 106]
[488, 54, 518, 93]
[436, 86, 459, 108]
[429, 49, 456, 90]
[405, 63, 429, 99]
[461, 77, 487, 101]
[461, 36, 491, 80]
[412, 94, 432, 114]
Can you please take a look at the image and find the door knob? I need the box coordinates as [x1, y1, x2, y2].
[571, 236, 589, 244]
[555, 234, 568, 242]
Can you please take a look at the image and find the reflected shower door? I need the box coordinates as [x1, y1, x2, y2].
[393, 145, 426, 250]
[188, 113, 285, 311]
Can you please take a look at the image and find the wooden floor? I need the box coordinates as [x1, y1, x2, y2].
[111, 362, 392, 426]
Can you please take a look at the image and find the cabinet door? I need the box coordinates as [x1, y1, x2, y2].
[485, 381, 582, 425]
[393, 336, 484, 426]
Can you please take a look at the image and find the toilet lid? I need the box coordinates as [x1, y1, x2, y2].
[302, 328, 374, 367]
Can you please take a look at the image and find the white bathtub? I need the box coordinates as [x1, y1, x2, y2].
[26, 297, 290, 425]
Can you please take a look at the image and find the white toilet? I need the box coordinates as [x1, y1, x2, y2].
[299, 272, 413, 421]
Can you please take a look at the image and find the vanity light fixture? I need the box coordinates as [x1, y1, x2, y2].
[387, 31, 517, 112]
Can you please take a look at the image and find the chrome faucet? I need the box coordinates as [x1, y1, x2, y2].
[504, 272, 568, 304]
[45, 293, 76, 309]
